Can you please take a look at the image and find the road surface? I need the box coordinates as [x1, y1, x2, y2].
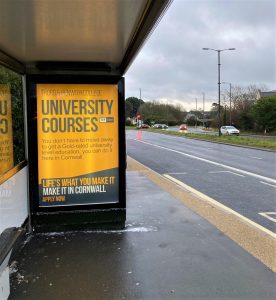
[127, 130, 276, 232]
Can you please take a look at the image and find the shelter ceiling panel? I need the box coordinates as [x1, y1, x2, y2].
[0, 0, 147, 64]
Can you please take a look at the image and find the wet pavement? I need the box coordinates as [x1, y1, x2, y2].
[9, 171, 275, 300]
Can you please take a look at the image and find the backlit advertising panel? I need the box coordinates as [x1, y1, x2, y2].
[0, 84, 14, 174]
[37, 84, 119, 207]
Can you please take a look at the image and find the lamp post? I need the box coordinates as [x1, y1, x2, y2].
[195, 97, 197, 128]
[202, 92, 205, 127]
[221, 82, 232, 125]
[202, 48, 235, 135]
[166, 100, 169, 126]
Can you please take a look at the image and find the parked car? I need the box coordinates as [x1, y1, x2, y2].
[141, 124, 150, 129]
[160, 124, 168, 130]
[179, 124, 188, 132]
[220, 126, 240, 136]
[152, 124, 168, 129]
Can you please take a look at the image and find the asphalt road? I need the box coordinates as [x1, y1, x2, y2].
[127, 130, 276, 232]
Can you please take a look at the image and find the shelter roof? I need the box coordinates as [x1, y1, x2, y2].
[0, 0, 171, 74]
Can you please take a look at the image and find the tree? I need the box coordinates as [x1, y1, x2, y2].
[139, 101, 186, 125]
[251, 96, 276, 132]
[125, 101, 133, 119]
[209, 103, 221, 128]
[221, 84, 267, 129]
[125, 97, 144, 118]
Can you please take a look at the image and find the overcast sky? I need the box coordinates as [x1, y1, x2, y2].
[125, 0, 276, 111]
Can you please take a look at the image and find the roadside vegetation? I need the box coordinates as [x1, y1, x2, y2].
[125, 86, 276, 151]
[147, 129, 276, 151]
[125, 85, 276, 134]
[125, 85, 276, 151]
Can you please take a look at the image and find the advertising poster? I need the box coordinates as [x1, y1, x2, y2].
[37, 84, 119, 207]
[0, 84, 14, 174]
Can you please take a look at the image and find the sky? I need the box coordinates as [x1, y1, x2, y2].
[125, 0, 276, 111]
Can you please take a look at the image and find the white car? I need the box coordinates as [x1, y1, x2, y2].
[220, 126, 240, 136]
[152, 124, 168, 129]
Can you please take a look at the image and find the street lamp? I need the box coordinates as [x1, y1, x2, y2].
[195, 97, 198, 128]
[221, 82, 232, 125]
[202, 92, 205, 127]
[202, 48, 236, 135]
[166, 100, 169, 126]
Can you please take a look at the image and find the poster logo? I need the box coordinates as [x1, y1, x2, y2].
[37, 84, 119, 207]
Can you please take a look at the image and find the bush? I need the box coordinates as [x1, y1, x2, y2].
[125, 119, 132, 126]
[252, 96, 276, 132]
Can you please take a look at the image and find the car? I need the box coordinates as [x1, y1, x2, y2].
[220, 126, 240, 136]
[141, 124, 150, 129]
[161, 124, 168, 130]
[179, 124, 188, 132]
[152, 124, 162, 129]
[152, 124, 168, 129]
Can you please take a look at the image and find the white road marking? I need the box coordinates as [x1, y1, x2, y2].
[259, 212, 276, 223]
[132, 139, 276, 184]
[208, 171, 245, 177]
[250, 156, 263, 160]
[260, 181, 276, 188]
[164, 174, 276, 238]
[167, 172, 187, 175]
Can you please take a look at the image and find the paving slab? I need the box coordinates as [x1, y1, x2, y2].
[9, 171, 275, 300]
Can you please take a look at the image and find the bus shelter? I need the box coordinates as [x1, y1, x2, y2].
[0, 1, 171, 298]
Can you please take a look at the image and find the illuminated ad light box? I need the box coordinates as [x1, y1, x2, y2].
[0, 84, 14, 174]
[36, 83, 121, 207]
